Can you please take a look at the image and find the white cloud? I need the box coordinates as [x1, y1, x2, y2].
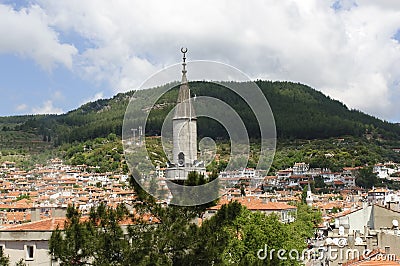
[0, 4, 77, 71]
[9, 0, 400, 120]
[52, 90, 64, 101]
[16, 103, 28, 111]
[32, 100, 63, 114]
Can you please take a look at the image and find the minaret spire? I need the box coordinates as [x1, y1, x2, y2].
[175, 48, 194, 117]
[181, 47, 188, 85]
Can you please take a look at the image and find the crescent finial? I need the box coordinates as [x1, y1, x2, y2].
[181, 47, 188, 54]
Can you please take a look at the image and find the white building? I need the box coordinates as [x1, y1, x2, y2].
[0, 218, 65, 265]
[293, 162, 309, 175]
[373, 162, 398, 179]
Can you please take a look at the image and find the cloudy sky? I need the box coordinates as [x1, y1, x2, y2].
[1, 0, 400, 121]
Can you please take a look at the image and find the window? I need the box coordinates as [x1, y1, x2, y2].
[178, 152, 185, 166]
[25, 245, 35, 261]
[281, 211, 287, 222]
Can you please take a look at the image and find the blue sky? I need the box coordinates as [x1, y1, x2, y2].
[1, 0, 400, 122]
[1, 53, 106, 115]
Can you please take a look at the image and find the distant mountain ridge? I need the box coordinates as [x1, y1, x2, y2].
[0, 80, 399, 145]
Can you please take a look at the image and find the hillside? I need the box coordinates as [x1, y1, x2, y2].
[1, 80, 399, 145]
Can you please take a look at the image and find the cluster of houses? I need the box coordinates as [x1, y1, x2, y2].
[214, 162, 359, 192]
[0, 159, 136, 224]
[1, 159, 400, 265]
[222, 162, 400, 192]
[0, 159, 143, 265]
[267, 162, 359, 189]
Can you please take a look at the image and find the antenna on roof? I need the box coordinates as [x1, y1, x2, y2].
[393, 219, 399, 228]
[394, 219, 399, 235]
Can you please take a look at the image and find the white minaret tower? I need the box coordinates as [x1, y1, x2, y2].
[172, 48, 197, 167]
[306, 180, 314, 207]
[165, 48, 205, 181]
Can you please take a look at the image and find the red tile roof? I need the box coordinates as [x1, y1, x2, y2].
[4, 211, 31, 223]
[1, 218, 66, 231]
[209, 196, 297, 211]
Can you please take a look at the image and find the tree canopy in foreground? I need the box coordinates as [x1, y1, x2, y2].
[49, 199, 321, 265]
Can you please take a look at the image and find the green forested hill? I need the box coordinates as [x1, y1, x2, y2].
[0, 91, 134, 145]
[257, 81, 399, 139]
[1, 80, 399, 145]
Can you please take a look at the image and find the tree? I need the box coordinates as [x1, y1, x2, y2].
[49, 205, 95, 265]
[107, 133, 117, 142]
[301, 185, 308, 204]
[49, 199, 323, 266]
[314, 176, 326, 189]
[290, 203, 322, 240]
[50, 204, 130, 266]
[128, 169, 156, 203]
[16, 194, 30, 201]
[190, 201, 243, 265]
[356, 166, 378, 189]
[88, 203, 129, 264]
[218, 202, 320, 265]
[15, 259, 26, 266]
[0, 248, 9, 266]
[182, 171, 219, 218]
[240, 184, 246, 197]
[124, 203, 199, 265]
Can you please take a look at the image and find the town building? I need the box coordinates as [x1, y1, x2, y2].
[205, 196, 297, 223]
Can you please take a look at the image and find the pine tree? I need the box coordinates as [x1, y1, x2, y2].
[0, 248, 9, 266]
[49, 205, 94, 265]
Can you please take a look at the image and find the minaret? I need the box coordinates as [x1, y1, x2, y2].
[306, 180, 313, 207]
[172, 48, 197, 168]
[165, 48, 205, 181]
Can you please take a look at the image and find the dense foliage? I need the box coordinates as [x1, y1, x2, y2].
[355, 166, 379, 189]
[61, 133, 128, 173]
[49, 200, 321, 266]
[1, 81, 400, 145]
[142, 136, 399, 176]
[58, 135, 400, 175]
[2, 80, 400, 172]
[270, 137, 400, 174]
